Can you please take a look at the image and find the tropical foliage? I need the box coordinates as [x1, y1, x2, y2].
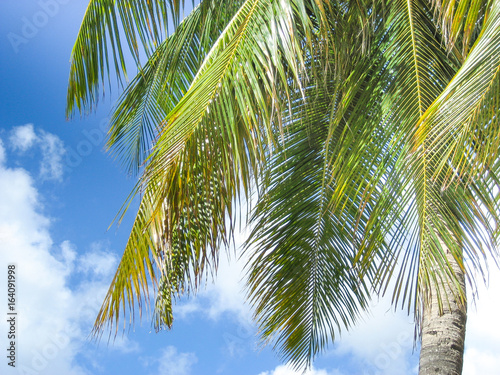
[67, 0, 500, 369]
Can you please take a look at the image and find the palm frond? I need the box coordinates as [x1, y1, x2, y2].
[407, 0, 500, 318]
[428, 0, 491, 58]
[93, 0, 318, 336]
[107, 1, 244, 174]
[93, 184, 164, 336]
[94, 120, 240, 335]
[246, 83, 372, 368]
[244, 14, 395, 362]
[66, 0, 180, 116]
[143, 0, 308, 181]
[417, 0, 500, 190]
[347, 0, 473, 323]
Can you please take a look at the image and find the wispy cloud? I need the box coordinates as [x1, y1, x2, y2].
[258, 364, 338, 375]
[8, 123, 66, 181]
[77, 241, 118, 277]
[9, 123, 37, 151]
[142, 346, 197, 375]
[39, 130, 65, 181]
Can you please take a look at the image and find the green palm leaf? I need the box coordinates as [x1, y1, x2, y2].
[94, 121, 240, 334]
[245, 11, 396, 362]
[92, 0, 312, 336]
[143, 0, 306, 180]
[246, 85, 373, 367]
[429, 0, 489, 58]
[417, 0, 500, 187]
[107, 1, 245, 174]
[66, 0, 179, 116]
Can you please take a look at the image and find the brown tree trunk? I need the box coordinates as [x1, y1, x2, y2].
[418, 245, 467, 375]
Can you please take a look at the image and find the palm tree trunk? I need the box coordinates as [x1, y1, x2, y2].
[418, 244, 467, 375]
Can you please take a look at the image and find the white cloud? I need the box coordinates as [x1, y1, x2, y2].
[258, 364, 335, 375]
[201, 252, 252, 322]
[9, 123, 37, 151]
[8, 124, 66, 181]
[0, 139, 6, 164]
[174, 254, 251, 323]
[60, 240, 77, 270]
[0, 140, 129, 375]
[77, 241, 117, 277]
[330, 295, 417, 375]
[463, 269, 500, 375]
[174, 299, 202, 318]
[107, 335, 141, 354]
[155, 346, 197, 375]
[39, 130, 65, 181]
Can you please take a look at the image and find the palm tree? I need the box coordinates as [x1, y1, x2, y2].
[67, 0, 500, 374]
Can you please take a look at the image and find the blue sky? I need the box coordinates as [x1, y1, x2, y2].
[0, 2, 499, 375]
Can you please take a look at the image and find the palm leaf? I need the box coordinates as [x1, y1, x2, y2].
[417, 0, 500, 189]
[107, 1, 245, 174]
[94, 121, 241, 335]
[246, 84, 371, 368]
[428, 0, 490, 58]
[93, 0, 313, 335]
[408, 0, 500, 315]
[143, 0, 307, 182]
[66, 0, 179, 116]
[344, 0, 472, 323]
[244, 8, 395, 363]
